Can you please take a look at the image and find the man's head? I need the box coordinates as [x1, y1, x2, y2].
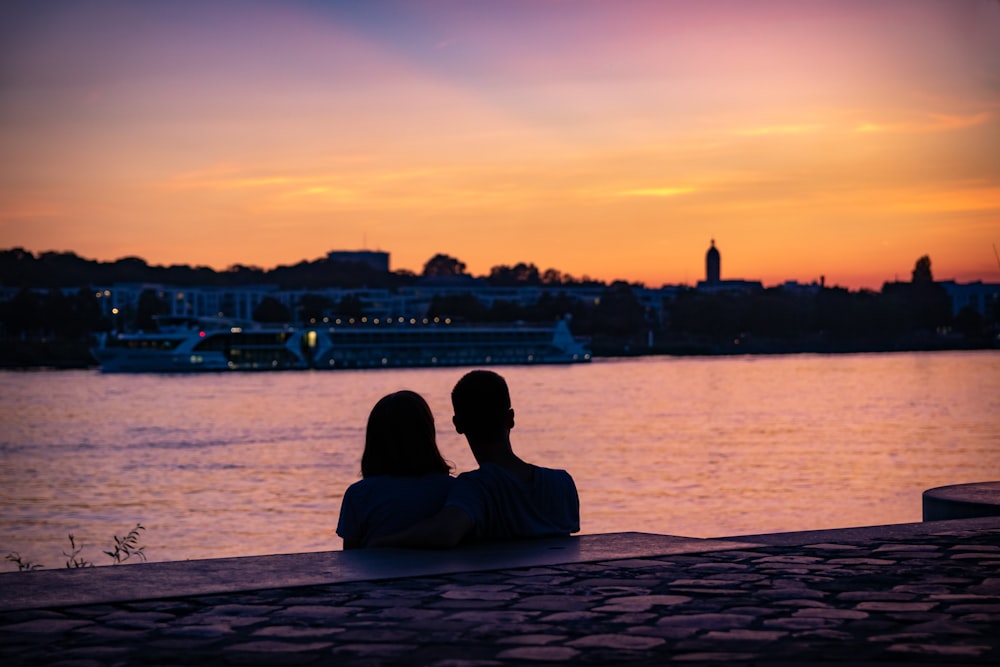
[451, 370, 513, 440]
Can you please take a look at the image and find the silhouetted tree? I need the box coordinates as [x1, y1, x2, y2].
[1, 288, 42, 336]
[426, 294, 488, 321]
[334, 294, 366, 318]
[422, 254, 466, 277]
[135, 289, 168, 331]
[298, 294, 335, 323]
[252, 296, 292, 323]
[594, 282, 646, 337]
[912, 255, 934, 284]
[488, 262, 541, 286]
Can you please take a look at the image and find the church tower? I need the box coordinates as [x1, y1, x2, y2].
[706, 239, 720, 284]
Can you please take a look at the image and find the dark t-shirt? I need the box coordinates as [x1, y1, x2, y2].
[337, 473, 454, 547]
[446, 463, 580, 541]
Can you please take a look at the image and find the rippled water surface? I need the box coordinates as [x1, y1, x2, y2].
[1, 351, 998, 567]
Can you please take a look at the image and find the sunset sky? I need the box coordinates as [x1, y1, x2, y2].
[2, 0, 998, 289]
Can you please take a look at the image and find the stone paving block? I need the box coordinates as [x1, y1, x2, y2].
[331, 642, 418, 658]
[950, 552, 1000, 560]
[970, 577, 1000, 594]
[752, 555, 823, 565]
[827, 557, 897, 566]
[161, 623, 237, 638]
[874, 543, 942, 552]
[252, 625, 345, 639]
[271, 604, 356, 622]
[868, 631, 935, 643]
[228, 640, 333, 653]
[366, 607, 446, 621]
[689, 562, 749, 572]
[426, 599, 503, 610]
[565, 632, 665, 649]
[592, 594, 691, 612]
[655, 612, 755, 629]
[886, 642, 992, 657]
[605, 612, 657, 624]
[762, 616, 841, 630]
[510, 594, 603, 611]
[335, 628, 419, 642]
[703, 628, 788, 642]
[443, 610, 539, 624]
[494, 633, 566, 645]
[793, 608, 868, 620]
[202, 604, 282, 616]
[494, 646, 580, 661]
[950, 544, 1000, 552]
[598, 558, 669, 569]
[959, 612, 1000, 623]
[670, 651, 755, 662]
[836, 591, 916, 602]
[0, 618, 93, 634]
[537, 610, 603, 622]
[802, 543, 862, 551]
[855, 600, 939, 612]
[945, 603, 1000, 613]
[71, 625, 148, 640]
[706, 572, 768, 582]
[725, 605, 777, 617]
[626, 624, 700, 640]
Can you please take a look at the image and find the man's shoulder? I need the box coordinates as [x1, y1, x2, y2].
[347, 473, 453, 495]
[455, 463, 574, 490]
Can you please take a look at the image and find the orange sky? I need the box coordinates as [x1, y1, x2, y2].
[1, 0, 998, 289]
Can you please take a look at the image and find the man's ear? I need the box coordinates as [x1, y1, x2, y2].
[452, 415, 465, 434]
[506, 408, 515, 429]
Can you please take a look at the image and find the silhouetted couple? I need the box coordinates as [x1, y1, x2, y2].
[337, 370, 580, 549]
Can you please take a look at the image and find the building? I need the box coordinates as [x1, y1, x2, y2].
[939, 280, 1000, 318]
[326, 250, 390, 273]
[705, 239, 720, 284]
[696, 240, 763, 293]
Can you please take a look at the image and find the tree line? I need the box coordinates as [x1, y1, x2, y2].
[0, 249, 996, 366]
[0, 248, 604, 290]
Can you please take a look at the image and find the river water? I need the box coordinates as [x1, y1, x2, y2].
[1, 351, 998, 568]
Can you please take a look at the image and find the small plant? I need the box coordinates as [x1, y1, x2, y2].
[64, 534, 94, 568]
[4, 524, 148, 572]
[104, 524, 146, 564]
[5, 552, 42, 571]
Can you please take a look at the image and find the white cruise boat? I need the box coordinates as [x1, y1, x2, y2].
[91, 317, 590, 373]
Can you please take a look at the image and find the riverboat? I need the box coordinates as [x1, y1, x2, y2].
[90, 317, 591, 372]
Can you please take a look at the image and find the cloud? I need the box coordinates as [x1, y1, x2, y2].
[733, 124, 827, 136]
[854, 112, 991, 134]
[614, 187, 698, 198]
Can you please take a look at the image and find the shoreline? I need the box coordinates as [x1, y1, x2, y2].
[1, 338, 997, 371]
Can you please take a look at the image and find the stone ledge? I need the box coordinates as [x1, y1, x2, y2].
[723, 514, 1000, 546]
[923, 481, 1000, 521]
[0, 533, 762, 612]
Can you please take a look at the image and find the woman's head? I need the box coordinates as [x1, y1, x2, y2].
[361, 390, 451, 477]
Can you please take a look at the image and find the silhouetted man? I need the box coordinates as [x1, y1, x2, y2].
[371, 370, 579, 548]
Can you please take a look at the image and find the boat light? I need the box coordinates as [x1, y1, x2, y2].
[199, 331, 206, 337]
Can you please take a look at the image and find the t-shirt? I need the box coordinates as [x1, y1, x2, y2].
[337, 473, 454, 548]
[445, 463, 580, 541]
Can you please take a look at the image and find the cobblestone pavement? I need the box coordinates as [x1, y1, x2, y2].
[1, 523, 999, 666]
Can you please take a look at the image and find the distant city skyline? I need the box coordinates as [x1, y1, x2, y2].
[2, 1, 999, 290]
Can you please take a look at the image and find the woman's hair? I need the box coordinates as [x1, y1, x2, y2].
[361, 390, 452, 477]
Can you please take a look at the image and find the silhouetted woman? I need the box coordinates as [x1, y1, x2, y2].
[337, 390, 454, 549]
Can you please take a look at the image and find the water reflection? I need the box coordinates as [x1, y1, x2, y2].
[1, 351, 998, 567]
